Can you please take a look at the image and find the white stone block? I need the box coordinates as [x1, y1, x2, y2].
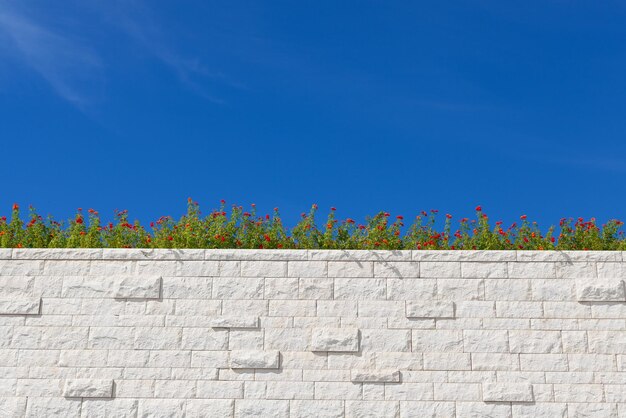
[346, 401, 400, 417]
[461, 262, 508, 278]
[112, 275, 161, 299]
[412, 330, 463, 352]
[463, 330, 509, 352]
[63, 379, 113, 398]
[299, 277, 333, 299]
[137, 399, 185, 418]
[241, 261, 287, 277]
[213, 277, 264, 299]
[25, 397, 81, 418]
[482, 382, 533, 402]
[265, 381, 314, 400]
[289, 400, 344, 418]
[423, 353, 471, 371]
[420, 262, 461, 278]
[374, 261, 419, 278]
[0, 298, 40, 315]
[311, 328, 359, 352]
[586, 331, 626, 354]
[351, 370, 400, 383]
[406, 300, 455, 318]
[181, 328, 229, 350]
[185, 399, 234, 417]
[399, 401, 456, 418]
[334, 278, 386, 299]
[509, 330, 562, 353]
[511, 403, 567, 418]
[576, 278, 626, 301]
[234, 400, 289, 418]
[81, 399, 138, 418]
[230, 350, 280, 369]
[288, 261, 328, 277]
[434, 382, 481, 401]
[209, 316, 259, 329]
[265, 277, 299, 299]
[327, 261, 373, 277]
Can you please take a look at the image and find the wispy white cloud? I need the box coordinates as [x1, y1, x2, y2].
[0, 4, 103, 107]
[92, 0, 242, 103]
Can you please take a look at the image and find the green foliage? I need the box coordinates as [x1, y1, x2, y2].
[0, 201, 624, 250]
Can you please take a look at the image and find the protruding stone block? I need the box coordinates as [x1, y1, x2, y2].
[406, 301, 455, 318]
[0, 298, 40, 315]
[311, 328, 359, 352]
[63, 379, 114, 398]
[208, 316, 259, 329]
[112, 276, 161, 299]
[482, 382, 533, 402]
[576, 278, 625, 301]
[351, 370, 400, 383]
[230, 350, 280, 369]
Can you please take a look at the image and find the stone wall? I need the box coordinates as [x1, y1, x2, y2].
[0, 248, 625, 417]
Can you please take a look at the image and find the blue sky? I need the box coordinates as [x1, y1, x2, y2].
[1, 1, 625, 229]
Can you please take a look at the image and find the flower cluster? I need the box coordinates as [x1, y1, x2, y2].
[0, 201, 624, 250]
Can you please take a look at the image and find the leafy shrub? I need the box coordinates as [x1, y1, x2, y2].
[1, 201, 624, 250]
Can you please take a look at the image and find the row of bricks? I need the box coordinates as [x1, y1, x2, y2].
[5, 396, 626, 418]
[2, 326, 626, 353]
[3, 248, 626, 262]
[1, 278, 625, 305]
[2, 348, 626, 371]
[0, 259, 625, 278]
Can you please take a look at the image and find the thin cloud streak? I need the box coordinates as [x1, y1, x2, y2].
[94, 0, 242, 103]
[0, 6, 103, 107]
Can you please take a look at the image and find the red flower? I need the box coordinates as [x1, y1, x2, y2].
[396, 215, 404, 220]
[520, 215, 527, 220]
[331, 207, 336, 211]
[446, 214, 452, 219]
[12, 203, 19, 211]
[75, 217, 83, 224]
[264, 234, 271, 242]
[475, 206, 482, 211]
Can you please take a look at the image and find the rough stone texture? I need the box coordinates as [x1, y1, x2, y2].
[0, 298, 40, 315]
[310, 328, 360, 352]
[63, 379, 114, 398]
[405, 300, 455, 318]
[1, 249, 625, 415]
[112, 275, 162, 299]
[351, 369, 401, 383]
[482, 382, 534, 402]
[576, 278, 626, 301]
[229, 350, 280, 369]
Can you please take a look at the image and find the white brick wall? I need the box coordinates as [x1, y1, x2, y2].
[0, 249, 625, 417]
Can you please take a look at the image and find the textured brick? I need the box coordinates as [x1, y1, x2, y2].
[235, 400, 289, 418]
[576, 278, 626, 301]
[230, 350, 280, 369]
[63, 379, 113, 398]
[406, 300, 454, 318]
[482, 382, 533, 402]
[311, 328, 359, 352]
[289, 400, 344, 418]
[186, 399, 234, 417]
[112, 275, 161, 299]
[208, 316, 259, 329]
[351, 369, 400, 383]
[346, 401, 400, 417]
[0, 298, 40, 315]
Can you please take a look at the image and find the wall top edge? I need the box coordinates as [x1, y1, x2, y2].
[1, 248, 624, 262]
